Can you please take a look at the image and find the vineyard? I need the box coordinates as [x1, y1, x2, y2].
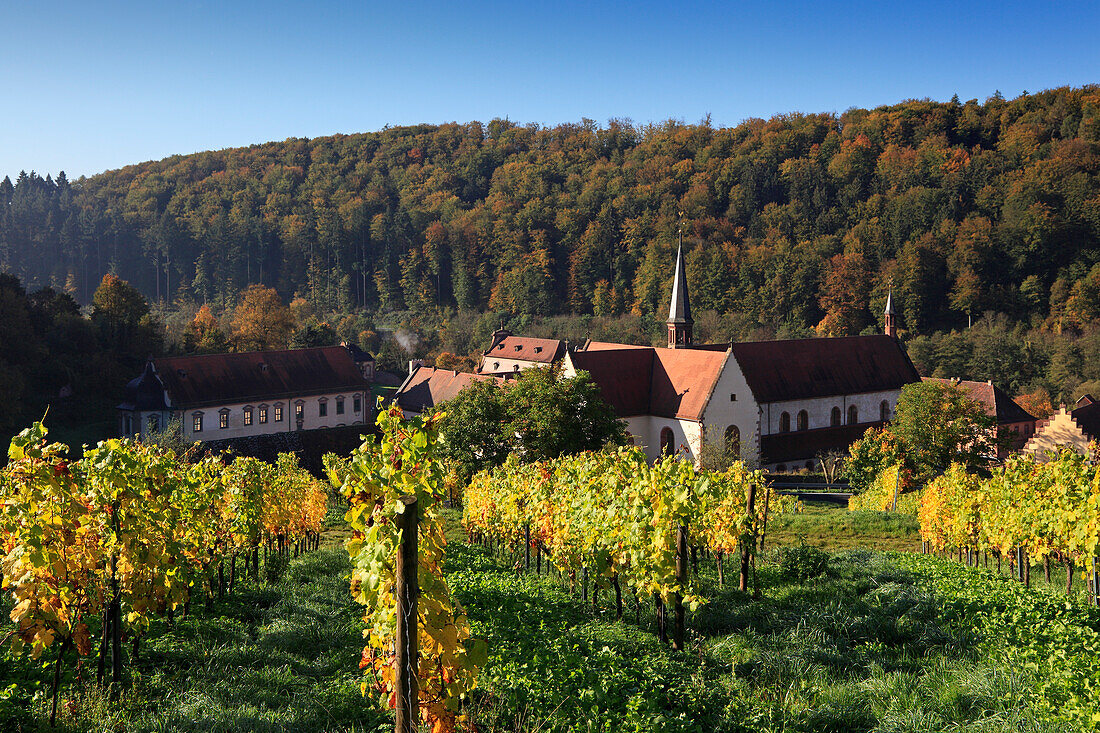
[462, 450, 797, 645]
[0, 423, 326, 724]
[3, 412, 1100, 731]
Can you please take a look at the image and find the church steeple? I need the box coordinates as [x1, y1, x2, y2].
[884, 290, 897, 338]
[667, 226, 693, 349]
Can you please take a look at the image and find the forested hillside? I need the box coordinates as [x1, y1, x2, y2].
[3, 86, 1099, 336]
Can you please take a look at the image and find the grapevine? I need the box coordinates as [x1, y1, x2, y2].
[326, 404, 485, 733]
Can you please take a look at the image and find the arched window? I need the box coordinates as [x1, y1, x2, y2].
[725, 425, 740, 458]
[880, 400, 890, 422]
[848, 405, 858, 425]
[660, 427, 675, 457]
[797, 410, 808, 431]
[831, 406, 841, 427]
[779, 412, 791, 433]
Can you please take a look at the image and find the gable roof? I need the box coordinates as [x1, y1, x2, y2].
[730, 335, 920, 403]
[395, 366, 501, 414]
[568, 346, 728, 421]
[567, 348, 655, 417]
[922, 378, 1037, 425]
[153, 346, 367, 408]
[480, 336, 565, 366]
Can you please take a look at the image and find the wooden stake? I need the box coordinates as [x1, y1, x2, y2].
[394, 496, 419, 733]
[673, 524, 687, 651]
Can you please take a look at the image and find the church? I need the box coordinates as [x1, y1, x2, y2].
[562, 238, 922, 470]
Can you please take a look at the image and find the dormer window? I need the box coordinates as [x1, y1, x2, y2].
[177, 369, 187, 378]
[259, 363, 268, 373]
[514, 345, 522, 352]
[534, 346, 542, 353]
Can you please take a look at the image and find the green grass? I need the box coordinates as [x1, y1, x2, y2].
[2, 509, 1088, 732]
[453, 541, 1060, 732]
[1, 551, 390, 733]
[765, 500, 921, 552]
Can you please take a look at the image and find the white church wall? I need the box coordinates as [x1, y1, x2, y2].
[760, 389, 901, 435]
[624, 415, 703, 463]
[699, 355, 761, 464]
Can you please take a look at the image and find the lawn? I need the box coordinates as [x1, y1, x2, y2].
[764, 499, 921, 553]
[2, 507, 1093, 732]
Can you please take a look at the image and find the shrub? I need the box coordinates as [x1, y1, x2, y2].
[779, 545, 829, 580]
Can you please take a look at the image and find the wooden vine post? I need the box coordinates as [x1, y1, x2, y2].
[524, 522, 531, 571]
[394, 495, 419, 733]
[673, 524, 687, 651]
[740, 481, 757, 592]
[1093, 557, 1100, 607]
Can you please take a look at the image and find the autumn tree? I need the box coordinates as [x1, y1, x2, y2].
[229, 285, 295, 352]
[184, 304, 230, 353]
[91, 273, 162, 361]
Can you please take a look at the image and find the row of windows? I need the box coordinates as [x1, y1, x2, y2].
[777, 401, 890, 433]
[192, 395, 363, 432]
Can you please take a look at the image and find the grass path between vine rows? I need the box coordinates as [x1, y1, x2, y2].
[1, 504, 1091, 732]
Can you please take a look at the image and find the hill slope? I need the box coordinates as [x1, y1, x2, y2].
[2, 86, 1099, 337]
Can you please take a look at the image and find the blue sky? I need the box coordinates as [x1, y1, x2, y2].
[2, 0, 1097, 179]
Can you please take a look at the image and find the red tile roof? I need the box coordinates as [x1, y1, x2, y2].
[568, 346, 729, 420]
[730, 335, 920, 403]
[154, 346, 367, 408]
[922, 378, 1037, 425]
[481, 336, 565, 365]
[395, 367, 501, 414]
[567, 348, 655, 417]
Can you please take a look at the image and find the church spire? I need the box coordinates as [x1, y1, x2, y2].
[667, 222, 693, 348]
[884, 290, 897, 337]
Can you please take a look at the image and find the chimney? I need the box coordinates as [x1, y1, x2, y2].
[408, 359, 425, 376]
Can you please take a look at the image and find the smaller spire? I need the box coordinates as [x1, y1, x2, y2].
[666, 218, 694, 348]
[883, 290, 897, 337]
